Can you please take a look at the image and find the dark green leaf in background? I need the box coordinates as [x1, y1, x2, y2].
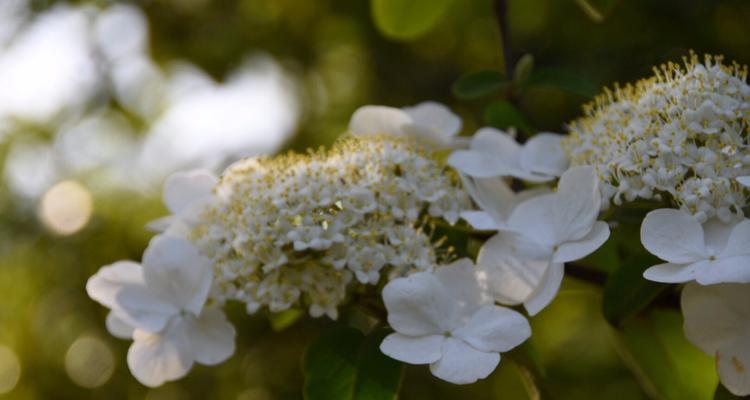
[303, 326, 403, 400]
[714, 384, 749, 400]
[614, 310, 718, 400]
[371, 0, 455, 40]
[452, 70, 510, 99]
[602, 253, 667, 327]
[484, 100, 531, 133]
[527, 67, 598, 98]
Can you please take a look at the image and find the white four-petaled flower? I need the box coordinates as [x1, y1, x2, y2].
[86, 235, 235, 387]
[682, 282, 750, 396]
[640, 208, 750, 284]
[349, 101, 462, 147]
[380, 258, 531, 384]
[448, 127, 568, 182]
[476, 166, 610, 315]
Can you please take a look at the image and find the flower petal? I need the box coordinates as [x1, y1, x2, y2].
[348, 105, 412, 137]
[643, 262, 702, 283]
[717, 342, 750, 396]
[380, 333, 445, 364]
[737, 176, 750, 187]
[519, 133, 568, 176]
[106, 312, 135, 339]
[640, 208, 708, 264]
[695, 257, 750, 285]
[86, 260, 144, 309]
[382, 272, 456, 336]
[552, 166, 601, 243]
[460, 175, 515, 224]
[142, 235, 213, 315]
[553, 221, 610, 263]
[127, 323, 194, 387]
[447, 128, 521, 178]
[163, 169, 216, 215]
[460, 211, 502, 231]
[429, 337, 500, 384]
[403, 101, 461, 145]
[523, 262, 564, 316]
[453, 305, 530, 353]
[434, 258, 491, 316]
[476, 233, 551, 306]
[87, 260, 176, 332]
[183, 307, 236, 365]
[682, 283, 750, 354]
[507, 194, 557, 248]
[720, 219, 750, 258]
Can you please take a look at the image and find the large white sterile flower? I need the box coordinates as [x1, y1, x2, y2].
[738, 176, 750, 187]
[640, 209, 750, 285]
[459, 175, 549, 230]
[349, 101, 462, 147]
[86, 235, 235, 387]
[380, 258, 531, 385]
[147, 169, 217, 233]
[447, 128, 568, 182]
[682, 282, 750, 396]
[476, 166, 610, 315]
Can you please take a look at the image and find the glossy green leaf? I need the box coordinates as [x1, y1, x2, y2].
[303, 326, 403, 400]
[602, 253, 667, 327]
[614, 310, 718, 400]
[452, 70, 510, 99]
[484, 100, 530, 133]
[371, 0, 455, 40]
[527, 67, 598, 98]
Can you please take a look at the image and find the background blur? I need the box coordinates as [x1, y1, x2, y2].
[0, 0, 747, 398]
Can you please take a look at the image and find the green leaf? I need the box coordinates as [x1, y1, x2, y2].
[714, 384, 747, 400]
[303, 326, 403, 400]
[452, 70, 510, 99]
[527, 67, 598, 98]
[371, 0, 455, 40]
[614, 309, 718, 400]
[484, 100, 530, 133]
[602, 253, 667, 327]
[513, 54, 535, 87]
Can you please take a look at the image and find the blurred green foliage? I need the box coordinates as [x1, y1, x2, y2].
[3, 0, 750, 398]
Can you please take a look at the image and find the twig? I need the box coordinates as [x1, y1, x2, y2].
[493, 0, 514, 78]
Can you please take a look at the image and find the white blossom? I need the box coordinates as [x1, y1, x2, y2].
[682, 282, 750, 396]
[380, 258, 531, 384]
[448, 128, 568, 182]
[565, 54, 750, 221]
[190, 135, 470, 319]
[738, 176, 750, 187]
[640, 208, 750, 284]
[349, 101, 462, 147]
[476, 166, 610, 315]
[86, 235, 235, 387]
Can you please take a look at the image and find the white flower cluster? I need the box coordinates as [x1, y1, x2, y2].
[191, 135, 469, 319]
[565, 54, 750, 222]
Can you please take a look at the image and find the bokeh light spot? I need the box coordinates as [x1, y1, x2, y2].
[64, 336, 114, 388]
[0, 345, 21, 394]
[39, 180, 93, 235]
